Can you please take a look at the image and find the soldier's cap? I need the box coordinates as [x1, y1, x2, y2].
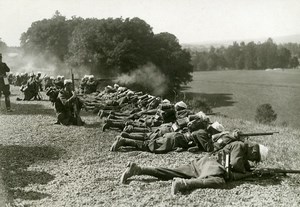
[107, 85, 114, 89]
[64, 79, 72, 85]
[162, 99, 170, 104]
[258, 144, 269, 162]
[84, 75, 89, 79]
[126, 90, 134, 96]
[175, 101, 187, 109]
[195, 111, 209, 121]
[114, 83, 119, 89]
[117, 86, 127, 92]
[89, 75, 94, 80]
[209, 121, 225, 132]
[37, 71, 41, 74]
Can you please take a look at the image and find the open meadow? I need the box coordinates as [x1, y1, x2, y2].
[184, 69, 300, 129]
[0, 86, 300, 206]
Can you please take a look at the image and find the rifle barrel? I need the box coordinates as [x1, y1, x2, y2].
[239, 132, 279, 136]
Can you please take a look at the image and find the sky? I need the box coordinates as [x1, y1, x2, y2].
[1, 0, 300, 46]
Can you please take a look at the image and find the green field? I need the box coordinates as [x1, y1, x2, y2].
[184, 69, 300, 129]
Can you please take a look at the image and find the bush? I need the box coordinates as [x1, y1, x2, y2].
[255, 103, 277, 124]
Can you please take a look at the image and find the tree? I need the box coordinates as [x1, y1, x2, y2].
[20, 13, 193, 95]
[289, 56, 299, 68]
[151, 32, 193, 92]
[21, 11, 82, 62]
[277, 47, 291, 68]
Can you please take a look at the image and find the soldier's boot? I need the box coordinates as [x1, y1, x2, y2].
[110, 136, 126, 151]
[109, 121, 125, 131]
[102, 120, 125, 131]
[120, 162, 142, 184]
[110, 137, 140, 152]
[120, 132, 145, 141]
[131, 127, 150, 133]
[171, 177, 225, 195]
[108, 114, 127, 120]
[171, 178, 189, 195]
[5, 96, 12, 112]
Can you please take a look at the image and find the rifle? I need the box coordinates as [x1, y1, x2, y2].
[71, 70, 83, 125]
[252, 168, 300, 178]
[239, 131, 279, 137]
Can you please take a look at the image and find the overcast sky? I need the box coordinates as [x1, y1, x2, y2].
[1, 0, 300, 46]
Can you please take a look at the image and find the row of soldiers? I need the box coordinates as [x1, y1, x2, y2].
[7, 71, 99, 101]
[72, 83, 281, 194]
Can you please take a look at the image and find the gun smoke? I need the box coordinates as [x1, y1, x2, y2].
[116, 63, 168, 96]
[5, 51, 92, 79]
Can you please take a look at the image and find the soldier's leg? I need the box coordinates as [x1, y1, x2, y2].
[121, 162, 197, 184]
[110, 136, 148, 152]
[3, 86, 11, 111]
[123, 125, 150, 133]
[102, 119, 125, 131]
[57, 112, 71, 125]
[171, 176, 225, 195]
[120, 132, 146, 141]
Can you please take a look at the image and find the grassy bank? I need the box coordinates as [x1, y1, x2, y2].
[0, 86, 300, 206]
[184, 69, 300, 129]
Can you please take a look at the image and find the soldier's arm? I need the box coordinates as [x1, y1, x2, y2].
[58, 92, 76, 106]
[3, 63, 10, 72]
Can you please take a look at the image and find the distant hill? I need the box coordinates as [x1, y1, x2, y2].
[182, 34, 300, 51]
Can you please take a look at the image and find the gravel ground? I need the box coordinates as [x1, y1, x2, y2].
[0, 86, 300, 207]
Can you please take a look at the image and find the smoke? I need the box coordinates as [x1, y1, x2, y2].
[116, 62, 168, 96]
[5, 51, 93, 79]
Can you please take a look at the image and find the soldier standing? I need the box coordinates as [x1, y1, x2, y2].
[0, 53, 12, 111]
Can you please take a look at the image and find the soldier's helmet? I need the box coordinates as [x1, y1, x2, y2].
[175, 101, 187, 110]
[89, 75, 94, 80]
[64, 79, 72, 86]
[209, 121, 225, 132]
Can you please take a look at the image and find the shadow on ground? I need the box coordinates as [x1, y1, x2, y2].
[181, 92, 236, 108]
[0, 145, 65, 200]
[0, 102, 55, 116]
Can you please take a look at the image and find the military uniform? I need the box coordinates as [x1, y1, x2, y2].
[121, 141, 264, 194]
[55, 87, 83, 125]
[0, 54, 12, 111]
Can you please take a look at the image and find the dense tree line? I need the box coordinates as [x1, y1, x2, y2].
[191, 38, 300, 71]
[20, 11, 192, 95]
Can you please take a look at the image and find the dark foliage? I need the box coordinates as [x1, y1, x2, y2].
[255, 103, 277, 124]
[191, 38, 300, 71]
[20, 11, 193, 95]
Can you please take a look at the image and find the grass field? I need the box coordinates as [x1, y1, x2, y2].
[0, 86, 300, 206]
[183, 69, 300, 129]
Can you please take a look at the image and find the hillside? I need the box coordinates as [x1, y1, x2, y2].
[0, 86, 300, 206]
